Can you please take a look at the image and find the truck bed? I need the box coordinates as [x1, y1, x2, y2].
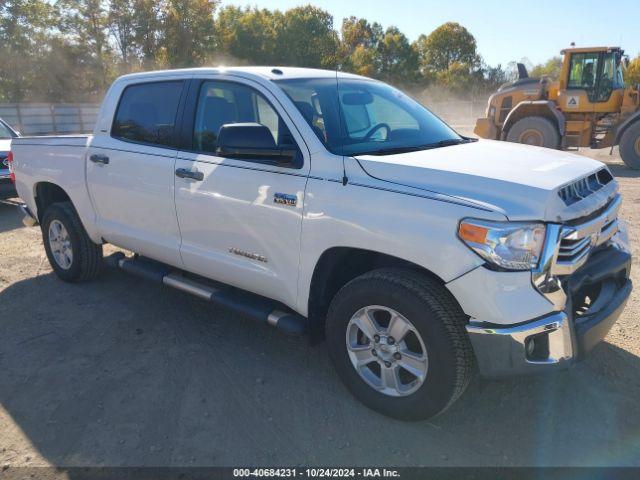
[11, 134, 98, 241]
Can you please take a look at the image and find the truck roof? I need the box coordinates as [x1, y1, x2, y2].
[115, 66, 368, 83]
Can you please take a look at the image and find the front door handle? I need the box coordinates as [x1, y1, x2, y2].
[89, 154, 110, 165]
[175, 167, 204, 181]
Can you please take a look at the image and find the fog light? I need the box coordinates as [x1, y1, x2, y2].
[525, 333, 551, 361]
[525, 338, 536, 356]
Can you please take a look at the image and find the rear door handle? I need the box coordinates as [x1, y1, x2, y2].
[89, 154, 110, 165]
[175, 167, 204, 181]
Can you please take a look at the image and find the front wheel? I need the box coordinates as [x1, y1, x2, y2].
[506, 116, 560, 149]
[42, 202, 103, 282]
[619, 121, 640, 170]
[325, 269, 474, 420]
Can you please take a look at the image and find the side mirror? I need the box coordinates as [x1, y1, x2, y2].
[216, 123, 297, 166]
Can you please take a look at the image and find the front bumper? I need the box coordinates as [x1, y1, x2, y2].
[466, 246, 632, 378]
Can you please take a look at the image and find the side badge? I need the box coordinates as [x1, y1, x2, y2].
[274, 192, 297, 206]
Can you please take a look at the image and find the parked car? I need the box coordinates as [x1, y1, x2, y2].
[10, 67, 633, 420]
[0, 118, 19, 198]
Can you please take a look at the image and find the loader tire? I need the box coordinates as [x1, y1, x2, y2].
[619, 121, 640, 170]
[506, 116, 560, 149]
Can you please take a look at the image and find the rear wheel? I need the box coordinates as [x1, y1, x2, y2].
[42, 202, 103, 282]
[325, 268, 474, 420]
[619, 121, 640, 170]
[506, 116, 560, 149]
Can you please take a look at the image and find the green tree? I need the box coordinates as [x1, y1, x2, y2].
[0, 0, 60, 101]
[626, 55, 640, 85]
[376, 26, 418, 85]
[414, 22, 479, 74]
[216, 6, 280, 64]
[57, 0, 112, 93]
[530, 56, 562, 80]
[163, 0, 217, 68]
[108, 0, 137, 67]
[339, 16, 382, 75]
[275, 6, 338, 68]
[132, 0, 166, 67]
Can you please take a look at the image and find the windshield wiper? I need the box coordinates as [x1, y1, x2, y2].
[355, 145, 426, 156]
[356, 138, 473, 156]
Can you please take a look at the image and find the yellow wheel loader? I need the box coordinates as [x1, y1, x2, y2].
[474, 47, 640, 169]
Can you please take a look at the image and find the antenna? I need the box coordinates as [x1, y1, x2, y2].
[335, 41, 348, 186]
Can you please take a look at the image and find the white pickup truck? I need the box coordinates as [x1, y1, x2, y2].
[11, 67, 633, 420]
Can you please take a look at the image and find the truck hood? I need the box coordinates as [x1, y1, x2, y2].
[354, 139, 614, 221]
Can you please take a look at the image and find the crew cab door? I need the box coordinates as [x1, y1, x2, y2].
[87, 79, 187, 266]
[174, 77, 309, 308]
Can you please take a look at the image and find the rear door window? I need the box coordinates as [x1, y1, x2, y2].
[112, 81, 184, 147]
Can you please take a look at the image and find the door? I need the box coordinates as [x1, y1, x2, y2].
[174, 78, 310, 308]
[87, 80, 186, 266]
[560, 52, 600, 112]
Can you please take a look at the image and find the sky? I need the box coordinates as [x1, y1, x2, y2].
[219, 0, 640, 67]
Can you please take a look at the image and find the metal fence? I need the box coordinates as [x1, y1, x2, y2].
[0, 104, 100, 136]
[427, 99, 486, 131]
[0, 99, 485, 137]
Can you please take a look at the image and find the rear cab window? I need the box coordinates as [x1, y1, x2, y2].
[112, 81, 184, 148]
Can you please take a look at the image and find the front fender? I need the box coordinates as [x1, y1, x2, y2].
[502, 100, 566, 139]
[296, 160, 507, 316]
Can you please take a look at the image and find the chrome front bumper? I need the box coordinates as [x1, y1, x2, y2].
[466, 245, 632, 378]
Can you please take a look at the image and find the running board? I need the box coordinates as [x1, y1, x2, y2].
[105, 252, 307, 336]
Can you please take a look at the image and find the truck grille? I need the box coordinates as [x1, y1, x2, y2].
[552, 195, 621, 275]
[557, 168, 613, 206]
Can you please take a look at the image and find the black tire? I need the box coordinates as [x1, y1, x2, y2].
[41, 202, 103, 282]
[506, 116, 560, 149]
[325, 268, 474, 421]
[619, 121, 640, 170]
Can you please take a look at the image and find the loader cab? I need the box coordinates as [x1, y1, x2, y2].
[559, 47, 626, 113]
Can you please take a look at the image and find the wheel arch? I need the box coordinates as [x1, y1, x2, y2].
[306, 246, 448, 344]
[501, 101, 565, 140]
[33, 182, 72, 223]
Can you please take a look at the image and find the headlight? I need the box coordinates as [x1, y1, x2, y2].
[458, 219, 546, 271]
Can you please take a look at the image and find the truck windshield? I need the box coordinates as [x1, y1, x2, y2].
[274, 77, 463, 156]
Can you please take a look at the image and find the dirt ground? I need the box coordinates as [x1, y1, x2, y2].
[0, 147, 639, 470]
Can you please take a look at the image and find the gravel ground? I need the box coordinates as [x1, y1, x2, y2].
[0, 148, 638, 470]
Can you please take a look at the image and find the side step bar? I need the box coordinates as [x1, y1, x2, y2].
[105, 252, 307, 336]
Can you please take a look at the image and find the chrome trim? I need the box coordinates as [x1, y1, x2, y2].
[273, 192, 297, 206]
[553, 195, 621, 275]
[20, 204, 38, 227]
[229, 247, 268, 263]
[532, 224, 567, 310]
[162, 273, 214, 300]
[466, 312, 573, 377]
[267, 310, 288, 327]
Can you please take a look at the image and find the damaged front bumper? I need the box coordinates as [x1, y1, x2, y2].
[465, 244, 632, 378]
